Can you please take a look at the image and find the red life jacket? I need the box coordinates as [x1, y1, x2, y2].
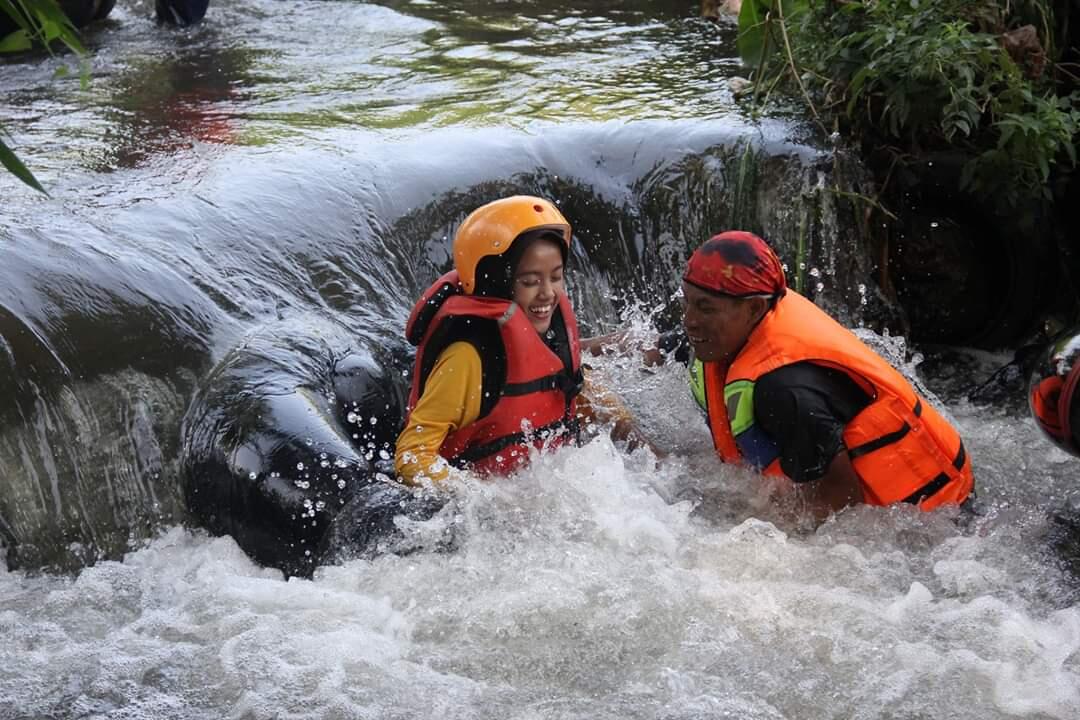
[701, 291, 974, 510]
[404, 270, 583, 476]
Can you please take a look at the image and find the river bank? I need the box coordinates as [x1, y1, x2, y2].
[726, 1, 1080, 348]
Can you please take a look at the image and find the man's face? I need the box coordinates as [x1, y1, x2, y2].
[681, 281, 763, 364]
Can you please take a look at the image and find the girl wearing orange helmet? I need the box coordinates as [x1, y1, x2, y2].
[395, 195, 638, 485]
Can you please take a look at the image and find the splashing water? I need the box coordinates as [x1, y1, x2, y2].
[3, 343, 1079, 719]
[0, 1, 1077, 717]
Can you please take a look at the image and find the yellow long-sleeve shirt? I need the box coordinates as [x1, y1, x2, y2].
[395, 342, 484, 485]
[394, 342, 638, 486]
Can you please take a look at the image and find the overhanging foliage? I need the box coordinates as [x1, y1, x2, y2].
[737, 0, 1080, 211]
[1, 0, 87, 194]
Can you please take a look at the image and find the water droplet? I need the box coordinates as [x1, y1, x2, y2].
[930, 221, 939, 229]
[337, 479, 346, 490]
[378, 449, 390, 460]
[296, 462, 305, 471]
[809, 267, 821, 278]
[248, 472, 257, 480]
[369, 417, 378, 425]
[347, 411, 360, 424]
[815, 282, 824, 293]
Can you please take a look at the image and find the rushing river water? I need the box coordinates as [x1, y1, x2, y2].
[2, 1, 1079, 718]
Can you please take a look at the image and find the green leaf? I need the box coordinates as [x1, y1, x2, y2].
[40, 18, 63, 43]
[7, 0, 87, 55]
[848, 66, 870, 97]
[0, 28, 31, 52]
[0, 135, 47, 195]
[775, 0, 808, 19]
[0, 0, 32, 34]
[737, 0, 769, 67]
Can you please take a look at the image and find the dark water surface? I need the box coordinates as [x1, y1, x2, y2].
[1, 2, 1078, 718]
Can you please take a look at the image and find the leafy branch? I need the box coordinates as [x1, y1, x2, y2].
[735, 0, 1080, 210]
[1, 0, 88, 193]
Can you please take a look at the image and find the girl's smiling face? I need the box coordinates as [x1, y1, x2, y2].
[512, 238, 565, 334]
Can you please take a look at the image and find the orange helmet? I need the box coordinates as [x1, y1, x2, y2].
[453, 196, 571, 295]
[1029, 326, 1080, 456]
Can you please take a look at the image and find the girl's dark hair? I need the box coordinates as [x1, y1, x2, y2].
[473, 229, 567, 299]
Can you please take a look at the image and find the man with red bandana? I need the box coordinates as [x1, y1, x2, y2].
[650, 231, 975, 517]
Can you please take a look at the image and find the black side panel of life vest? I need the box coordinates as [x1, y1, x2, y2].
[416, 316, 506, 420]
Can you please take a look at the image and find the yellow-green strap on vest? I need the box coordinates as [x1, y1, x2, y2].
[689, 358, 707, 413]
[724, 379, 756, 436]
[688, 359, 756, 436]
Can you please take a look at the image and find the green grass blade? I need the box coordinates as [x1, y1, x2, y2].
[0, 134, 48, 195]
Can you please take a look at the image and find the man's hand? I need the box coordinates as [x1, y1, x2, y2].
[580, 331, 667, 367]
[795, 451, 863, 522]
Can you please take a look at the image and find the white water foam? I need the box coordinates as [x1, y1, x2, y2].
[3, 363, 1079, 719]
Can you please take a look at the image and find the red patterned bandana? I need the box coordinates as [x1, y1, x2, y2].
[683, 231, 787, 298]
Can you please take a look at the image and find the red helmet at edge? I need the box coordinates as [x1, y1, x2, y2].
[1028, 326, 1080, 457]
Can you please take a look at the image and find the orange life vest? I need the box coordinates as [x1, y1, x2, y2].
[405, 271, 583, 476]
[700, 291, 974, 509]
